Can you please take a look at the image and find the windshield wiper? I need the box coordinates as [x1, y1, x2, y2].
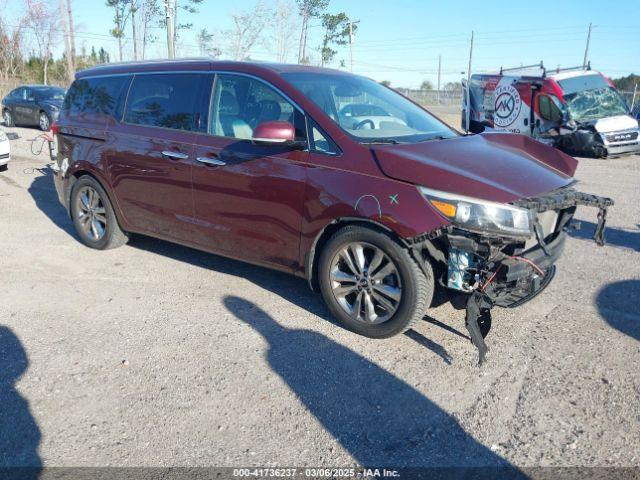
[418, 135, 450, 142]
[361, 138, 402, 145]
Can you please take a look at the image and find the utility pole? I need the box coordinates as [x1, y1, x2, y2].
[465, 31, 474, 133]
[164, 0, 175, 59]
[298, 2, 309, 63]
[583, 22, 592, 68]
[67, 0, 76, 72]
[348, 20, 360, 72]
[59, 0, 75, 82]
[437, 54, 441, 104]
[131, 1, 138, 61]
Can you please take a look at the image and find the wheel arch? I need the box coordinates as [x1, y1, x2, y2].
[67, 169, 127, 231]
[305, 217, 410, 291]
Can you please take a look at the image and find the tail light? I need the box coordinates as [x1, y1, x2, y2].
[51, 123, 58, 135]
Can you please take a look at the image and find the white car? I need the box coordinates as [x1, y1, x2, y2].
[0, 129, 9, 171]
[338, 103, 408, 130]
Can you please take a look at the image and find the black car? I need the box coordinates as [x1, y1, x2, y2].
[2, 85, 66, 131]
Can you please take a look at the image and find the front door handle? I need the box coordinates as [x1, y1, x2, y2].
[196, 156, 226, 166]
[162, 150, 189, 160]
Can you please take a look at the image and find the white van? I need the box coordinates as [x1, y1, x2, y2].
[462, 63, 639, 157]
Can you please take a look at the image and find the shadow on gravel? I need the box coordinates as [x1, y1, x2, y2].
[129, 235, 455, 362]
[597, 280, 640, 341]
[26, 169, 462, 362]
[0, 326, 41, 477]
[27, 169, 77, 238]
[568, 221, 640, 251]
[223, 295, 523, 474]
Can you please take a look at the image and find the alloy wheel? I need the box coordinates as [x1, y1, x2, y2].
[329, 242, 402, 324]
[3, 110, 11, 126]
[75, 186, 107, 241]
[39, 112, 50, 131]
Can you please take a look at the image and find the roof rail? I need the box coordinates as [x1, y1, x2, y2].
[499, 61, 545, 75]
[550, 62, 592, 74]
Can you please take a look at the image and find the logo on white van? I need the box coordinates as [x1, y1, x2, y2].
[494, 84, 522, 127]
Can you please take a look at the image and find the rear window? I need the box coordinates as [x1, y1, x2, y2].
[63, 76, 129, 119]
[123, 73, 211, 132]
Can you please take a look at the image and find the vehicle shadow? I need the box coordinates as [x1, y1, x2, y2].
[26, 170, 465, 363]
[223, 296, 522, 474]
[0, 326, 42, 478]
[130, 234, 457, 364]
[568, 221, 640, 251]
[596, 279, 640, 341]
[27, 169, 77, 238]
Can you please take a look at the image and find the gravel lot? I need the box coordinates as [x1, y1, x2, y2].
[1, 118, 639, 472]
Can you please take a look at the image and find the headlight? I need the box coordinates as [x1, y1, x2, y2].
[0, 130, 7, 141]
[419, 186, 533, 238]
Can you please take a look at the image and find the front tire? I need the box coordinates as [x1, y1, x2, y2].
[318, 225, 433, 338]
[3, 109, 14, 127]
[70, 176, 128, 250]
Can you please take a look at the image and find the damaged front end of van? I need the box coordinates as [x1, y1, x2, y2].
[373, 132, 614, 365]
[408, 186, 613, 364]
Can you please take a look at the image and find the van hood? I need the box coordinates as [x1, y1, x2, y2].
[593, 115, 638, 133]
[372, 133, 578, 204]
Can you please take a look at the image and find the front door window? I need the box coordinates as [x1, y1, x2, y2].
[209, 74, 306, 141]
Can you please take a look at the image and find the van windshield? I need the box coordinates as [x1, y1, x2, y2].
[282, 72, 457, 144]
[558, 74, 629, 122]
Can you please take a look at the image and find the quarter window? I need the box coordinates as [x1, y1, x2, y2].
[309, 120, 339, 155]
[124, 73, 211, 132]
[210, 74, 306, 141]
[64, 76, 129, 119]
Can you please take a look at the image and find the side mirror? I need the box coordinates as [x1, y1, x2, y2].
[252, 121, 305, 148]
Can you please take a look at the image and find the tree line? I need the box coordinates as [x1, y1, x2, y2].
[0, 0, 358, 87]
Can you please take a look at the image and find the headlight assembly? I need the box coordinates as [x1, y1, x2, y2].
[419, 186, 533, 238]
[0, 130, 7, 141]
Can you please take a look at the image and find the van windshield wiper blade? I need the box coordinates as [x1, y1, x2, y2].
[361, 138, 402, 145]
[418, 135, 451, 142]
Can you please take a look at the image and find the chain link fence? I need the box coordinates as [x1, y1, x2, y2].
[398, 88, 463, 107]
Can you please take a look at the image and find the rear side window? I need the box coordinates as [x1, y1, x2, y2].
[124, 73, 211, 132]
[64, 76, 129, 119]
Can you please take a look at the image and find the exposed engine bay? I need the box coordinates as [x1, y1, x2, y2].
[408, 186, 614, 365]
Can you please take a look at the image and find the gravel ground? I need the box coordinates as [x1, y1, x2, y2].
[0, 120, 639, 472]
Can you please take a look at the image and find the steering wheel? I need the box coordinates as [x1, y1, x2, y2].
[354, 119, 375, 130]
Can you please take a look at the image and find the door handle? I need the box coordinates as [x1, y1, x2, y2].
[196, 156, 226, 166]
[162, 150, 189, 160]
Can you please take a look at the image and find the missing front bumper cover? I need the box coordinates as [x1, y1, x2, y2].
[416, 187, 614, 366]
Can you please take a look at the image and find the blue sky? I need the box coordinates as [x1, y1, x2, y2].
[6, 0, 640, 88]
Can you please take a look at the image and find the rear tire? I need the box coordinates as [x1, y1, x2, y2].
[39, 111, 51, 131]
[70, 176, 128, 250]
[318, 225, 433, 338]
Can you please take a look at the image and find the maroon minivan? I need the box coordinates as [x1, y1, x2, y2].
[52, 59, 612, 362]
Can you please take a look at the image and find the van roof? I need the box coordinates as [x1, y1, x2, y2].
[548, 70, 601, 81]
[76, 58, 351, 79]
